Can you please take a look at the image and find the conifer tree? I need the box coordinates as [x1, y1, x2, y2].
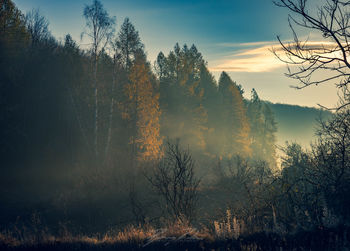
[218, 72, 251, 158]
[198, 64, 221, 156]
[156, 44, 208, 151]
[247, 88, 277, 167]
[116, 17, 144, 71]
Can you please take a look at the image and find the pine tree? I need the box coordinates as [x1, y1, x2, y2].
[218, 72, 251, 158]
[198, 64, 221, 156]
[247, 88, 277, 167]
[156, 44, 208, 151]
[116, 17, 144, 71]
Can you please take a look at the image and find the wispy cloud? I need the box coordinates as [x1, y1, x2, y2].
[209, 43, 283, 72]
[216, 41, 276, 48]
[209, 41, 338, 73]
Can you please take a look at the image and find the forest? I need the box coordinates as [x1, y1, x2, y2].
[1, 0, 350, 250]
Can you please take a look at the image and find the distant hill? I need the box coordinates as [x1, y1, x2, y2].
[267, 102, 333, 148]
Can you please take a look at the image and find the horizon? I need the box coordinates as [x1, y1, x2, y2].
[13, 0, 339, 108]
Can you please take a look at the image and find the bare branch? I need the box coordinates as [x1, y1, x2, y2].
[274, 0, 350, 109]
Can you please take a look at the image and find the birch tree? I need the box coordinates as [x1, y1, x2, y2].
[82, 0, 115, 159]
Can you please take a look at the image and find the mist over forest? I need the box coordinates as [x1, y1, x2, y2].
[1, 0, 349, 250]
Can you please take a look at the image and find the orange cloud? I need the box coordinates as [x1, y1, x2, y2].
[209, 41, 339, 73]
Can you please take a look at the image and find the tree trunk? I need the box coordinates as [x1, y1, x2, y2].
[94, 52, 99, 159]
[104, 57, 117, 163]
[68, 87, 91, 153]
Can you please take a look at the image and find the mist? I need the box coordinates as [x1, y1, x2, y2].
[1, 0, 349, 250]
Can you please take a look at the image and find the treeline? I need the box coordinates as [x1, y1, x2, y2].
[0, 0, 277, 170]
[0, 0, 277, 231]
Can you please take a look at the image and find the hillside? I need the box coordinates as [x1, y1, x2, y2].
[268, 102, 333, 148]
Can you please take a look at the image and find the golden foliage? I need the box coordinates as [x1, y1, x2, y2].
[125, 57, 164, 162]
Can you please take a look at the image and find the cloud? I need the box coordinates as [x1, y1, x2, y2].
[209, 41, 339, 73]
[216, 41, 276, 48]
[209, 44, 284, 72]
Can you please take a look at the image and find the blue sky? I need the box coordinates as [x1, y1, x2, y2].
[13, 0, 339, 108]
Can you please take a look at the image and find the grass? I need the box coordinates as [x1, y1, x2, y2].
[0, 219, 215, 250]
[0, 216, 349, 250]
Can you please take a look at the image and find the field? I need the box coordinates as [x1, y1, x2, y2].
[1, 224, 349, 250]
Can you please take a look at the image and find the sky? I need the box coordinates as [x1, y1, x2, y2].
[13, 0, 340, 108]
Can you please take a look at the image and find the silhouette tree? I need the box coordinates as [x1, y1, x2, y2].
[116, 17, 144, 71]
[274, 0, 350, 110]
[147, 140, 200, 222]
[25, 9, 51, 45]
[277, 143, 323, 231]
[312, 110, 350, 222]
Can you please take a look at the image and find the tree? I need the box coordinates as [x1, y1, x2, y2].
[126, 52, 163, 163]
[62, 34, 92, 156]
[276, 143, 323, 231]
[274, 111, 350, 230]
[115, 20, 161, 165]
[213, 156, 275, 234]
[147, 140, 200, 222]
[261, 103, 278, 166]
[247, 89, 277, 167]
[116, 17, 144, 71]
[0, 0, 29, 48]
[25, 9, 51, 45]
[311, 110, 350, 222]
[156, 44, 208, 152]
[0, 0, 29, 163]
[82, 0, 115, 158]
[198, 64, 222, 156]
[274, 0, 350, 110]
[218, 72, 251, 158]
[155, 51, 167, 81]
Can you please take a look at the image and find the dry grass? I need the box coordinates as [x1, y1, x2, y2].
[214, 209, 245, 239]
[0, 220, 348, 250]
[0, 231, 21, 247]
[106, 224, 155, 243]
[0, 218, 213, 248]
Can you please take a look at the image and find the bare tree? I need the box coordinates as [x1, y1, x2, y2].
[147, 140, 200, 222]
[274, 0, 350, 110]
[310, 110, 350, 221]
[25, 9, 51, 45]
[82, 0, 115, 159]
